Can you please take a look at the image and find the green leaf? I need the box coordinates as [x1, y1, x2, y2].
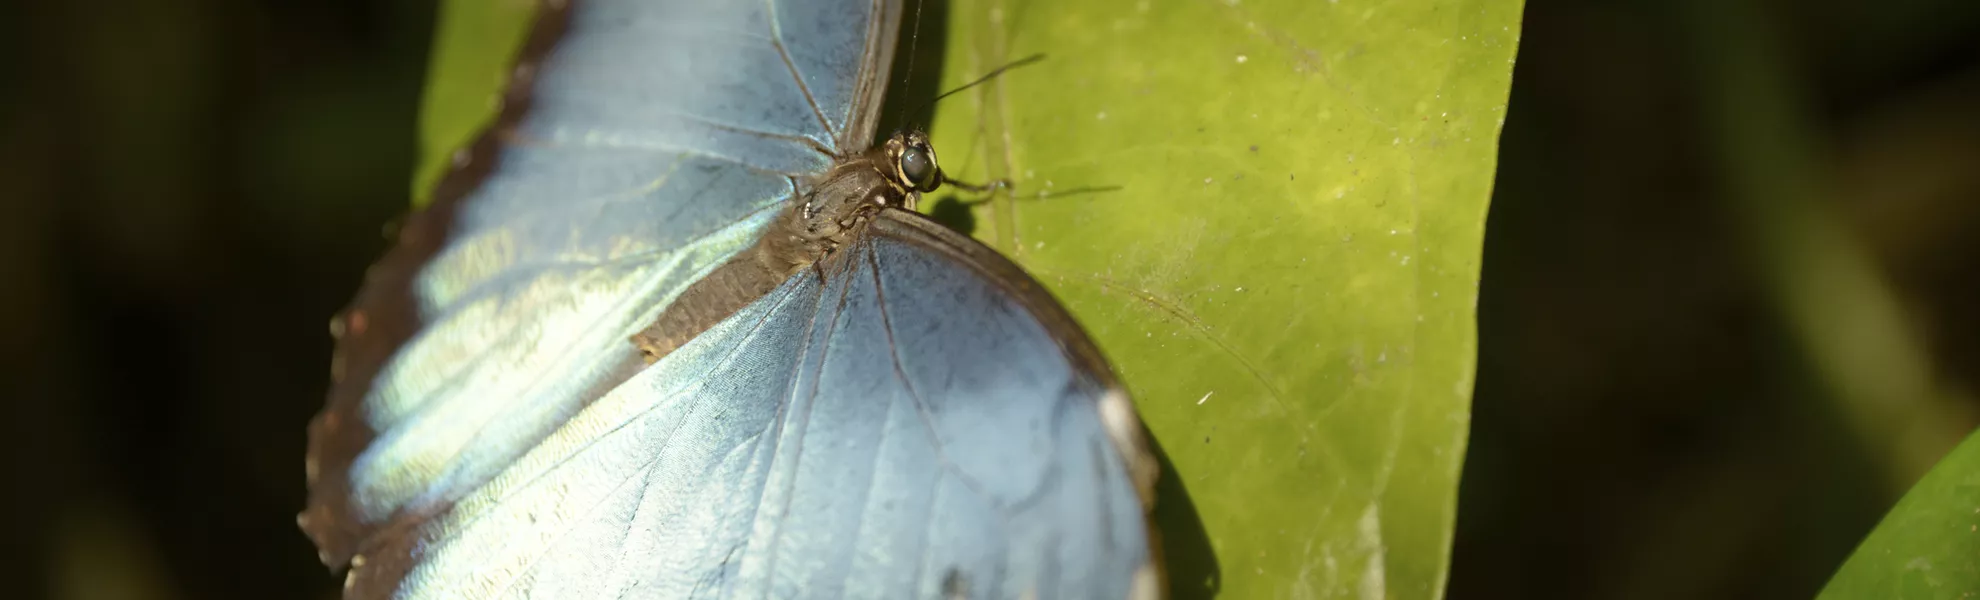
[1819, 430, 1980, 599]
[411, 0, 536, 207]
[924, 0, 1519, 597]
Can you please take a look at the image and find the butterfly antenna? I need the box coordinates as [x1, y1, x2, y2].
[935, 53, 1044, 104]
[902, 53, 1046, 131]
[896, 0, 927, 132]
[913, 53, 1047, 196]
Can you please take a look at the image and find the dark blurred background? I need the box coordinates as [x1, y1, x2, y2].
[2, 1, 430, 598]
[1454, 0, 1980, 598]
[2, 0, 1975, 599]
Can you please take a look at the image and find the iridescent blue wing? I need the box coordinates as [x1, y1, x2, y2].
[303, 0, 900, 568]
[345, 211, 1159, 599]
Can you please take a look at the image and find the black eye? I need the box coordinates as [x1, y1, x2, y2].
[900, 145, 938, 191]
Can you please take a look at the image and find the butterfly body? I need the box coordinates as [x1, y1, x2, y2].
[635, 131, 945, 364]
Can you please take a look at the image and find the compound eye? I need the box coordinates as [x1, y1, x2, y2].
[899, 144, 939, 191]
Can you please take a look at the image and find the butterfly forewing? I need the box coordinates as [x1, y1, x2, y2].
[305, 0, 899, 568]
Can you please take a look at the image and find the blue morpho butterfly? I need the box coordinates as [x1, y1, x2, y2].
[300, 0, 1160, 597]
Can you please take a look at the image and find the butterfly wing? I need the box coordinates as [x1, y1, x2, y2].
[303, 0, 902, 570]
[346, 209, 1158, 598]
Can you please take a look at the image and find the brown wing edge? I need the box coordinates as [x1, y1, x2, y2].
[297, 0, 576, 579]
[867, 210, 1169, 600]
[838, 0, 904, 153]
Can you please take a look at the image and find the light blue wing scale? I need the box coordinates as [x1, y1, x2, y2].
[850, 228, 1151, 599]
[361, 216, 1151, 599]
[521, 2, 836, 170]
[769, 0, 894, 143]
[364, 281, 823, 599]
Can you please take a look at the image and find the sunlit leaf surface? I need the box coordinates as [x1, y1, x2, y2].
[925, 0, 1519, 596]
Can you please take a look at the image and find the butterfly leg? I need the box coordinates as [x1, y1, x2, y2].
[942, 175, 1011, 206]
[943, 175, 1008, 195]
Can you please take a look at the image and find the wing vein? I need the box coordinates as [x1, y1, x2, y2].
[378, 255, 738, 494]
[761, 0, 839, 146]
[501, 129, 813, 178]
[831, 345, 899, 594]
[417, 283, 801, 548]
[864, 245, 1014, 522]
[481, 452, 663, 599]
[756, 256, 855, 588]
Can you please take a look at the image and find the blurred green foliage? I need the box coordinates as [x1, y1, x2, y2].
[1454, 0, 1980, 598]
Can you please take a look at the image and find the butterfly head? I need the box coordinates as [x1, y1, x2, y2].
[884, 130, 942, 194]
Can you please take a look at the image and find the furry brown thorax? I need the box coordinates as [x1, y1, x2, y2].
[631, 130, 948, 364]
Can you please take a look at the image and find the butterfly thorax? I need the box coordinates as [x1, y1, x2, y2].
[631, 131, 942, 364]
[789, 148, 910, 255]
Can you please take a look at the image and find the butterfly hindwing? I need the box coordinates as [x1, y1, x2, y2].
[356, 210, 1153, 598]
